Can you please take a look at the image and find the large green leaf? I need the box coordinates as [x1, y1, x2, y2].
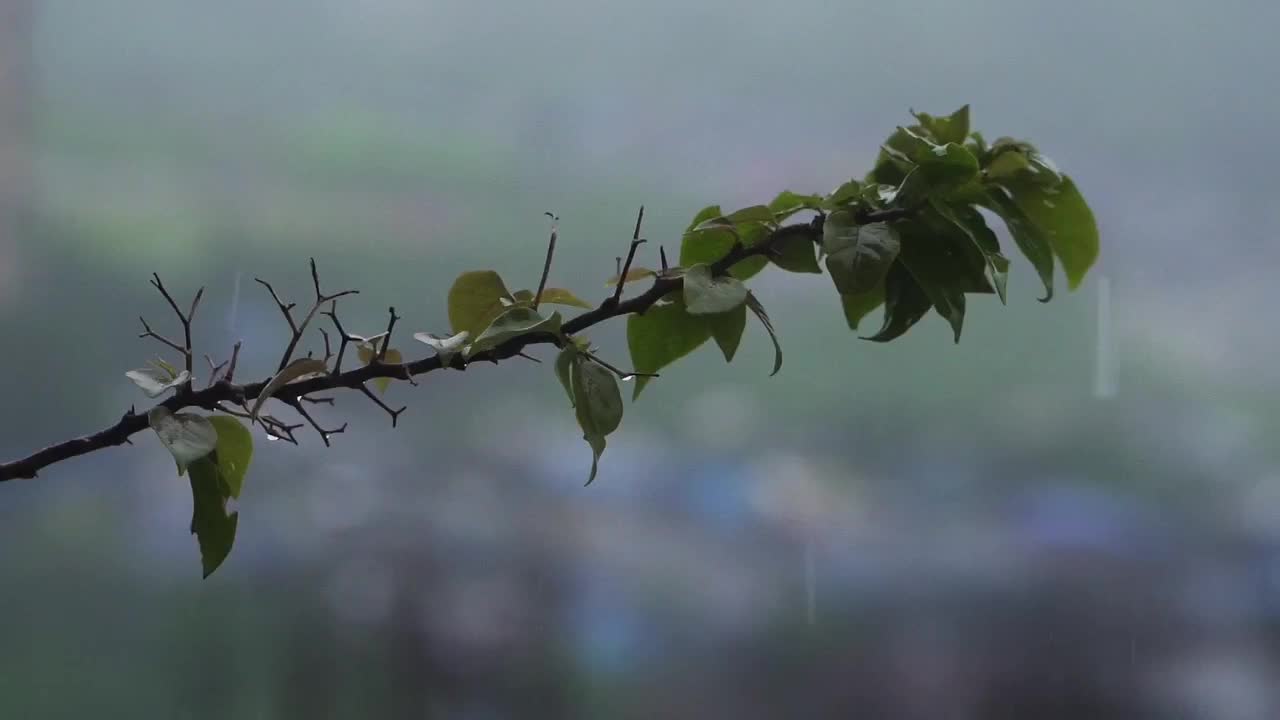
[982, 186, 1056, 301]
[466, 307, 563, 357]
[447, 270, 515, 338]
[724, 205, 777, 226]
[187, 456, 238, 578]
[571, 359, 623, 485]
[893, 141, 981, 206]
[1002, 175, 1098, 290]
[823, 180, 863, 210]
[554, 346, 577, 406]
[207, 416, 253, 499]
[769, 191, 822, 221]
[706, 303, 747, 362]
[862, 262, 933, 342]
[683, 264, 748, 315]
[680, 225, 769, 280]
[896, 219, 969, 342]
[823, 211, 901, 295]
[626, 297, 712, 399]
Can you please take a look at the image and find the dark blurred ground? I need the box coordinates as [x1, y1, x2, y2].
[3, 1, 1280, 718]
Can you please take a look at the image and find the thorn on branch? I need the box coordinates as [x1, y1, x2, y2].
[533, 213, 559, 310]
[318, 328, 333, 362]
[659, 245, 670, 271]
[224, 341, 242, 383]
[137, 316, 185, 354]
[358, 384, 406, 428]
[261, 260, 359, 372]
[378, 307, 401, 360]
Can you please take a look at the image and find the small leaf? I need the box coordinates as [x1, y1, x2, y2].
[769, 191, 822, 221]
[680, 213, 769, 281]
[707, 303, 747, 362]
[823, 211, 901, 295]
[840, 285, 885, 331]
[466, 307, 563, 357]
[447, 270, 515, 339]
[769, 227, 822, 274]
[148, 406, 218, 473]
[744, 292, 782, 376]
[912, 105, 970, 145]
[823, 180, 863, 209]
[606, 267, 657, 286]
[982, 186, 1056, 301]
[682, 264, 748, 315]
[862, 262, 933, 342]
[207, 416, 253, 499]
[250, 357, 329, 420]
[414, 331, 470, 365]
[571, 359, 623, 486]
[126, 367, 192, 398]
[149, 357, 179, 380]
[536, 288, 594, 309]
[187, 456, 238, 578]
[626, 296, 712, 399]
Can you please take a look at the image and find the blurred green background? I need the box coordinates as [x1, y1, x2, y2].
[3, 1, 1280, 718]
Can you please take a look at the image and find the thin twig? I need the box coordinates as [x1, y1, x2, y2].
[357, 384, 406, 428]
[283, 397, 346, 447]
[609, 205, 647, 305]
[224, 341, 242, 383]
[659, 245, 670, 271]
[378, 307, 401, 360]
[137, 317, 185, 354]
[584, 351, 658, 380]
[533, 213, 558, 309]
[260, 259, 358, 372]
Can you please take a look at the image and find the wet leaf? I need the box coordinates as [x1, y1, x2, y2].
[862, 262, 933, 342]
[554, 346, 577, 406]
[896, 219, 969, 342]
[823, 180, 863, 209]
[769, 190, 822, 221]
[769, 226, 822, 274]
[126, 367, 191, 398]
[982, 186, 1056, 301]
[823, 211, 900, 295]
[250, 358, 329, 420]
[929, 199, 1009, 303]
[745, 292, 783, 376]
[356, 344, 403, 393]
[680, 225, 769, 280]
[148, 407, 218, 473]
[466, 307, 563, 358]
[683, 264, 748, 315]
[912, 104, 970, 145]
[187, 455, 238, 578]
[626, 296, 712, 399]
[207, 416, 252, 499]
[724, 205, 777, 226]
[447, 270, 515, 338]
[840, 285, 886, 331]
[1001, 174, 1098, 290]
[570, 359, 623, 486]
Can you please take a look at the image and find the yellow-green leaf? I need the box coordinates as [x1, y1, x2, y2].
[207, 416, 253, 499]
[447, 270, 515, 338]
[250, 357, 328, 420]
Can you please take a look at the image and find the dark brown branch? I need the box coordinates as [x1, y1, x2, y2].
[147, 274, 201, 375]
[260, 258, 358, 372]
[137, 317, 185, 355]
[608, 205, 647, 306]
[1, 208, 918, 483]
[357, 385, 406, 428]
[377, 307, 400, 360]
[283, 396, 347, 446]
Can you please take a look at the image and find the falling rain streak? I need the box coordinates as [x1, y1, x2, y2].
[804, 540, 816, 626]
[1093, 275, 1117, 399]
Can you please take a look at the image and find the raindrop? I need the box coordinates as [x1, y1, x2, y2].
[620, 374, 636, 383]
[1093, 275, 1117, 399]
[266, 434, 280, 442]
[804, 539, 816, 626]
[227, 270, 243, 334]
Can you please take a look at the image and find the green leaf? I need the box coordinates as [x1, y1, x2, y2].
[571, 359, 623, 486]
[510, 289, 536, 306]
[840, 285, 885, 331]
[413, 331, 470, 365]
[554, 346, 577, 406]
[680, 225, 769, 280]
[682, 264, 748, 315]
[126, 367, 191, 398]
[447, 270, 515, 338]
[687, 204, 724, 231]
[250, 357, 329, 420]
[466, 306, 563, 357]
[862, 262, 933, 342]
[911, 105, 970, 145]
[149, 357, 179, 380]
[207, 416, 253, 499]
[724, 205, 777, 227]
[1001, 175, 1098, 290]
[187, 456, 238, 578]
[982, 186, 1056, 301]
[929, 199, 1010, 303]
[606, 267, 657, 286]
[893, 141, 981, 206]
[769, 226, 822, 274]
[822, 211, 901, 295]
[769, 191, 822, 221]
[356, 344, 403, 393]
[706, 303, 747, 362]
[896, 219, 969, 342]
[744, 292, 782, 376]
[823, 180, 863, 209]
[147, 407, 218, 474]
[626, 297, 712, 399]
[535, 288, 594, 309]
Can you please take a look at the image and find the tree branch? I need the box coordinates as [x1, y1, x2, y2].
[0, 209, 909, 483]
